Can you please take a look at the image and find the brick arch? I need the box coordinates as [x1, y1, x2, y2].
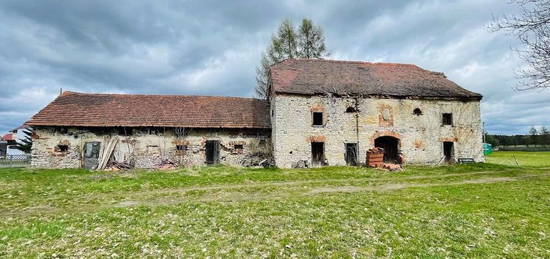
[370, 131, 401, 145]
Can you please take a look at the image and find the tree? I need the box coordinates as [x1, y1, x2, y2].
[14, 128, 33, 153]
[529, 126, 539, 146]
[255, 19, 327, 99]
[484, 132, 500, 146]
[514, 135, 523, 146]
[270, 19, 299, 61]
[541, 126, 550, 145]
[255, 55, 273, 98]
[492, 0, 550, 89]
[297, 19, 326, 58]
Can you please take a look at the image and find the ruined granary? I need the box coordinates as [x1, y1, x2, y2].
[26, 59, 483, 169]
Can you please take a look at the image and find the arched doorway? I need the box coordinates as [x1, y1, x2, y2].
[374, 136, 400, 163]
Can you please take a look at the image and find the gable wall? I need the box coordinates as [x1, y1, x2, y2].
[272, 94, 483, 168]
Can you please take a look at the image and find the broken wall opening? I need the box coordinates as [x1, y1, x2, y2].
[374, 136, 400, 163]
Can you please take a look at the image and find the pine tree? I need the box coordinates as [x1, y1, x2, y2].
[271, 19, 299, 61]
[255, 18, 327, 99]
[297, 19, 326, 58]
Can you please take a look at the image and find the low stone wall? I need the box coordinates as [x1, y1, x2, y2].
[31, 127, 271, 169]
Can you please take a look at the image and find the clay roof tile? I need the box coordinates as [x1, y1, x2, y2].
[26, 92, 270, 128]
[270, 59, 482, 100]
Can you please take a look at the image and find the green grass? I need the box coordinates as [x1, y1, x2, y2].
[0, 154, 549, 257]
[486, 151, 550, 167]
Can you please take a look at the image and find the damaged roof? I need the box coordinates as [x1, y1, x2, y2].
[27, 92, 270, 128]
[270, 59, 482, 100]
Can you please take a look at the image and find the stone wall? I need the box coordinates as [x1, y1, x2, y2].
[31, 127, 271, 169]
[271, 94, 483, 168]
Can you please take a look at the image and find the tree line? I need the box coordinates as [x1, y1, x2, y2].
[485, 126, 550, 147]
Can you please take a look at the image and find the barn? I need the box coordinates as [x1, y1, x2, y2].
[26, 59, 483, 169]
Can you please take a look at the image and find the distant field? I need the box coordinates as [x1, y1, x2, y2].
[486, 151, 550, 167]
[0, 157, 549, 257]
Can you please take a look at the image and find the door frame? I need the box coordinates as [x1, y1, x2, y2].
[443, 141, 454, 163]
[83, 141, 101, 169]
[311, 142, 325, 166]
[345, 143, 358, 166]
[205, 140, 220, 165]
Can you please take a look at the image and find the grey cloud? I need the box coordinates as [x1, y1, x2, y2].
[0, 0, 548, 135]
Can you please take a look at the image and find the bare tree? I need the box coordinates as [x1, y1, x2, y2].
[493, 0, 550, 89]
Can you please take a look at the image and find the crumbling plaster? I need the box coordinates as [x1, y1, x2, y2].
[31, 127, 271, 169]
[271, 94, 483, 168]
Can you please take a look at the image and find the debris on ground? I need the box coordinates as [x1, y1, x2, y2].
[104, 161, 133, 171]
[381, 163, 402, 171]
[156, 159, 178, 170]
[366, 147, 384, 168]
[292, 159, 309, 168]
[241, 153, 273, 167]
[366, 147, 403, 171]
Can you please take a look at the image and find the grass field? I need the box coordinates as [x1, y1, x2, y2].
[0, 152, 549, 257]
[486, 151, 550, 167]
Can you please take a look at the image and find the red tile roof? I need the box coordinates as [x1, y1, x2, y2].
[270, 59, 482, 100]
[2, 133, 15, 141]
[26, 92, 270, 128]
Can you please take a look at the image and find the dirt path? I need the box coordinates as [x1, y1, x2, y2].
[115, 173, 550, 207]
[310, 176, 518, 194]
[113, 169, 516, 197]
[3, 172, 549, 217]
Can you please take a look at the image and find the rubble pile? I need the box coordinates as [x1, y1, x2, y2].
[240, 153, 273, 167]
[366, 147, 403, 171]
[156, 159, 178, 170]
[104, 161, 133, 171]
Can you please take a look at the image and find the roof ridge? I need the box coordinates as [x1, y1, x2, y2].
[60, 91, 265, 101]
[283, 58, 420, 68]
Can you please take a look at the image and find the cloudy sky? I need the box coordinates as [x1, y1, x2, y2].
[0, 0, 549, 135]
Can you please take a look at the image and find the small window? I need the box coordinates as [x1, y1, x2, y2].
[176, 145, 188, 156]
[346, 107, 357, 113]
[233, 144, 244, 154]
[55, 144, 69, 152]
[413, 108, 422, 116]
[312, 112, 323, 126]
[442, 113, 453, 125]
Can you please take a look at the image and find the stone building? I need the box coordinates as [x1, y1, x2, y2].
[26, 93, 271, 169]
[268, 59, 483, 168]
[26, 58, 483, 169]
